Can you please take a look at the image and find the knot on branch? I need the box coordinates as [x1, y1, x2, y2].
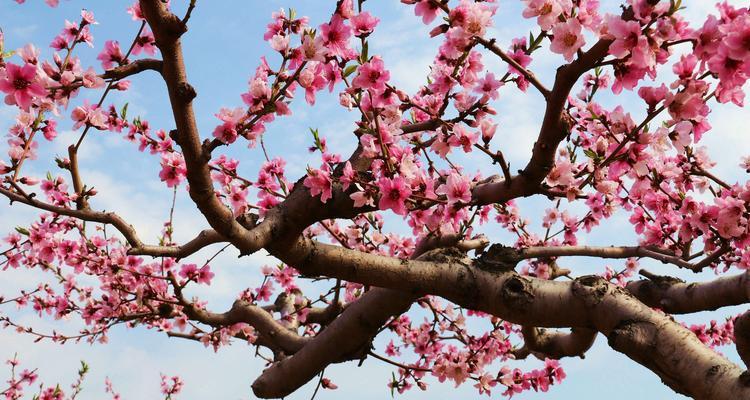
[157, 303, 174, 317]
[161, 13, 188, 37]
[476, 244, 520, 272]
[501, 275, 534, 309]
[168, 129, 181, 143]
[740, 371, 750, 387]
[639, 269, 685, 288]
[237, 213, 259, 230]
[419, 246, 471, 265]
[176, 81, 196, 102]
[572, 275, 610, 307]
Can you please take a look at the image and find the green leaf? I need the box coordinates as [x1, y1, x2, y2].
[15, 227, 29, 236]
[79, 360, 89, 375]
[583, 148, 598, 160]
[309, 127, 323, 152]
[120, 103, 129, 120]
[343, 64, 358, 78]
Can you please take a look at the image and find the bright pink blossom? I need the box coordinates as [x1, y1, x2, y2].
[436, 173, 472, 206]
[159, 152, 187, 188]
[97, 40, 126, 70]
[304, 167, 333, 203]
[0, 63, 46, 110]
[378, 176, 412, 215]
[319, 15, 352, 58]
[350, 12, 379, 36]
[352, 56, 390, 92]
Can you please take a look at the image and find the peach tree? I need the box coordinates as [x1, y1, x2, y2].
[2, 0, 750, 398]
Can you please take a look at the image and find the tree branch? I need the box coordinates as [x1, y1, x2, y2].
[139, 0, 263, 254]
[735, 311, 750, 370]
[475, 37, 550, 98]
[101, 58, 163, 80]
[626, 270, 750, 314]
[128, 229, 225, 259]
[513, 326, 597, 360]
[260, 240, 750, 399]
[471, 39, 612, 206]
[518, 245, 723, 272]
[252, 234, 488, 398]
[0, 186, 145, 249]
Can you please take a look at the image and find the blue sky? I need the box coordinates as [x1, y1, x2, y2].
[1, 0, 748, 399]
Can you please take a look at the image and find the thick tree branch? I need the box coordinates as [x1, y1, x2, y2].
[169, 272, 308, 355]
[184, 299, 310, 354]
[252, 235, 488, 398]
[514, 326, 597, 360]
[626, 270, 750, 314]
[735, 311, 750, 369]
[139, 0, 263, 254]
[260, 240, 750, 399]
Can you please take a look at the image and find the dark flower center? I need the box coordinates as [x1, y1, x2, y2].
[13, 78, 31, 90]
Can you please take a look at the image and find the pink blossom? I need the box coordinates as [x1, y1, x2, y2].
[350, 190, 375, 208]
[378, 176, 412, 215]
[304, 166, 333, 203]
[352, 56, 390, 92]
[448, 125, 479, 152]
[319, 15, 352, 58]
[546, 157, 576, 187]
[82, 67, 105, 88]
[473, 72, 502, 100]
[160, 374, 183, 397]
[269, 34, 290, 53]
[350, 12, 380, 37]
[298, 63, 327, 105]
[638, 84, 668, 110]
[71, 101, 108, 130]
[0, 63, 47, 110]
[670, 121, 693, 149]
[340, 161, 356, 189]
[227, 184, 248, 215]
[159, 152, 187, 188]
[714, 197, 746, 238]
[550, 18, 585, 62]
[451, 0, 494, 38]
[606, 15, 642, 59]
[522, 0, 566, 30]
[474, 373, 497, 396]
[97, 40, 126, 70]
[436, 173, 471, 206]
[725, 21, 750, 61]
[479, 119, 498, 144]
[300, 34, 326, 62]
[132, 29, 156, 56]
[212, 107, 244, 144]
[413, 0, 441, 24]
